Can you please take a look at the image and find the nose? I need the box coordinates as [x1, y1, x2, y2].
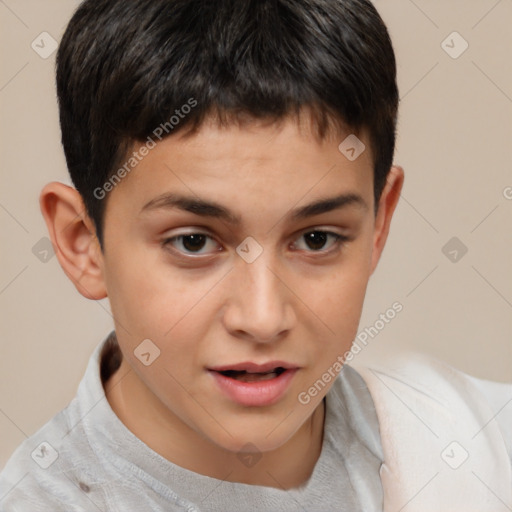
[222, 253, 296, 344]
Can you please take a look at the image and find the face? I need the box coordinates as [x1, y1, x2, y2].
[99, 115, 381, 454]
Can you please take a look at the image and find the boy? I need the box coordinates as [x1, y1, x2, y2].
[1, 0, 511, 510]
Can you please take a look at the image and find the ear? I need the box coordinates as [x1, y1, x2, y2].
[39, 182, 107, 300]
[370, 165, 404, 274]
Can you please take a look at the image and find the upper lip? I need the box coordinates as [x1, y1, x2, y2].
[208, 361, 299, 373]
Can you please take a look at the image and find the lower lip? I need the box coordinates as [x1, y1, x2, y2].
[208, 369, 298, 407]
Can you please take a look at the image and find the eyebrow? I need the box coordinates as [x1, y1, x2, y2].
[140, 191, 367, 225]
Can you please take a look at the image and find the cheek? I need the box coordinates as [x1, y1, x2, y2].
[320, 273, 368, 345]
[333, 260, 369, 310]
[307, 252, 372, 356]
[104, 243, 192, 328]
[317, 238, 372, 314]
[104, 249, 223, 366]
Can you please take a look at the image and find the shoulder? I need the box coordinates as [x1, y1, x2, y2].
[0, 335, 116, 511]
[464, 372, 512, 457]
[350, 351, 511, 410]
[0, 408, 100, 511]
[351, 352, 512, 427]
[349, 352, 512, 509]
[350, 351, 512, 454]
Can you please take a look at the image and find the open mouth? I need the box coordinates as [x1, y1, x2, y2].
[217, 367, 287, 382]
[208, 364, 298, 406]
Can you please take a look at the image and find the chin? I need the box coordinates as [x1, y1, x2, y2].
[207, 419, 299, 455]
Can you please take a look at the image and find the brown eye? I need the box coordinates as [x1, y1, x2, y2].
[181, 234, 207, 252]
[304, 231, 328, 250]
[162, 233, 220, 255]
[294, 231, 347, 253]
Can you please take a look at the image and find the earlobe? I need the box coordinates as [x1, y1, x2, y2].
[370, 166, 404, 274]
[39, 182, 107, 300]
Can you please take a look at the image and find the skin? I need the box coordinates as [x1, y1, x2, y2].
[40, 114, 403, 490]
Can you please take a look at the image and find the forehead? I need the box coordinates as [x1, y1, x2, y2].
[172, 113, 368, 163]
[104, 115, 374, 223]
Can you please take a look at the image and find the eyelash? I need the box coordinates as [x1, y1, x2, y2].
[161, 230, 349, 258]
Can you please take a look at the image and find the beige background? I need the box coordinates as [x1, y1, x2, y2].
[1, 0, 511, 468]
